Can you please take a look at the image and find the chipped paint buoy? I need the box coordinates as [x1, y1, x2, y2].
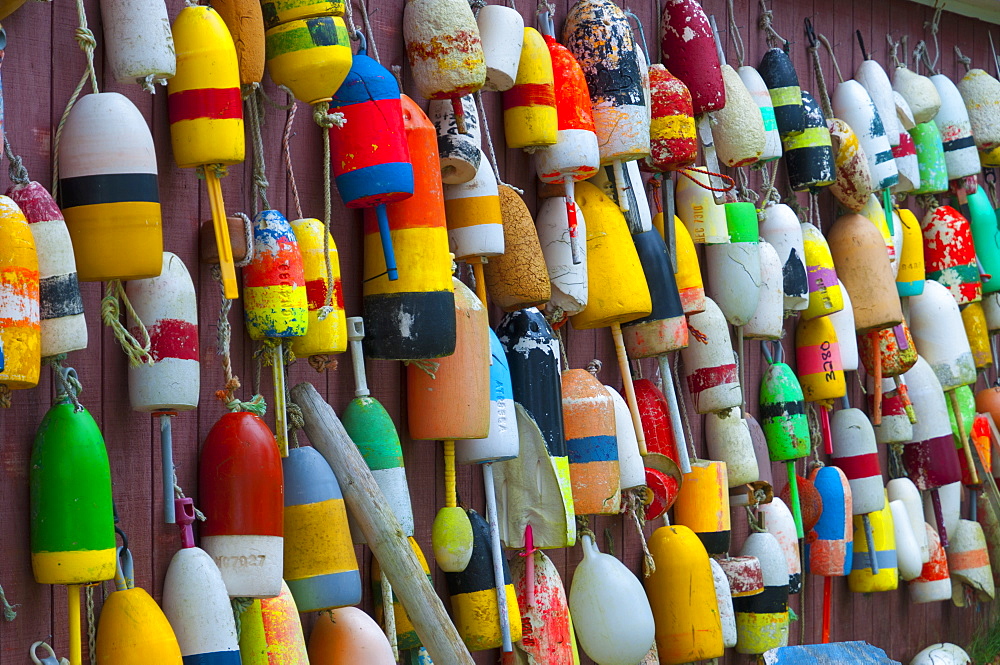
[856, 57, 900, 147]
[735, 531, 789, 654]
[709, 558, 737, 649]
[758, 47, 804, 137]
[808, 465, 853, 577]
[238, 581, 309, 665]
[759, 202, 807, 312]
[827, 117, 874, 212]
[908, 280, 976, 389]
[100, 0, 175, 87]
[659, 0, 724, 115]
[921, 205, 982, 306]
[243, 210, 308, 340]
[705, 407, 759, 487]
[430, 95, 481, 184]
[509, 548, 578, 665]
[673, 460, 731, 554]
[214, 0, 264, 86]
[681, 297, 741, 414]
[672, 215, 705, 313]
[744, 240, 784, 340]
[484, 186, 550, 311]
[536, 196, 588, 317]
[910, 121, 949, 195]
[711, 65, 765, 167]
[562, 368, 620, 515]
[832, 80, 898, 190]
[648, 64, 697, 172]
[444, 149, 504, 261]
[704, 202, 761, 326]
[959, 68, 1000, 151]
[739, 65, 782, 162]
[893, 130, 921, 193]
[931, 73, 981, 180]
[0, 196, 39, 390]
[476, 4, 522, 92]
[946, 519, 995, 605]
[783, 91, 835, 191]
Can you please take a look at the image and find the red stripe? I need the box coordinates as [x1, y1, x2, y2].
[168, 88, 243, 123]
[305, 277, 344, 310]
[832, 452, 880, 481]
[503, 83, 556, 111]
[685, 364, 738, 394]
[137, 318, 199, 362]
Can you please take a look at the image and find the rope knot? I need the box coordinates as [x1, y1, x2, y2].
[308, 354, 338, 373]
[403, 358, 440, 379]
[585, 359, 602, 376]
[313, 102, 345, 129]
[226, 393, 268, 416]
[101, 280, 154, 367]
[74, 27, 96, 52]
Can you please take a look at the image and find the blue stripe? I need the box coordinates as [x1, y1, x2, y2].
[182, 650, 242, 665]
[812, 467, 849, 541]
[334, 162, 413, 205]
[567, 435, 618, 463]
[852, 548, 897, 571]
[286, 568, 363, 612]
[283, 446, 343, 505]
[489, 329, 513, 402]
[331, 54, 402, 105]
[896, 280, 924, 297]
[874, 150, 896, 165]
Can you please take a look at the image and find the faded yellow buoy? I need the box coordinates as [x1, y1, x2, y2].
[711, 64, 765, 167]
[288, 217, 346, 358]
[800, 221, 843, 320]
[896, 206, 925, 297]
[958, 69, 1000, 152]
[827, 117, 874, 213]
[962, 301, 993, 370]
[483, 185, 550, 311]
[672, 215, 706, 315]
[672, 460, 731, 555]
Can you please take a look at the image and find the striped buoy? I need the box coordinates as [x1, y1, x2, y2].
[711, 65, 765, 167]
[7, 182, 85, 358]
[959, 68, 1000, 151]
[966, 187, 1000, 294]
[931, 73, 981, 180]
[309, 607, 395, 665]
[831, 408, 884, 550]
[238, 581, 309, 665]
[430, 95, 481, 185]
[893, 65, 941, 125]
[827, 213, 902, 333]
[890, 499, 923, 581]
[830, 285, 859, 371]
[848, 494, 898, 592]
[705, 408, 758, 487]
[126, 252, 198, 412]
[606, 386, 644, 490]
[800, 221, 843, 319]
[859, 194, 896, 262]
[99, 0, 175, 86]
[887, 478, 929, 563]
[832, 80, 897, 190]
[282, 446, 361, 611]
[739, 65, 782, 162]
[622, 229, 689, 356]
[536, 196, 588, 316]
[910, 525, 952, 603]
[213, 0, 264, 86]
[58, 93, 162, 281]
[264, 13, 351, 104]
[910, 121, 949, 195]
[659, 0, 724, 114]
[95, 581, 183, 665]
[288, 218, 345, 358]
[856, 57, 900, 147]
[735, 532, 789, 654]
[243, 210, 307, 340]
[808, 465, 853, 577]
[680, 297, 741, 414]
[562, 369, 620, 515]
[827, 117, 874, 212]
[758, 47, 805, 137]
[744, 240, 784, 340]
[444, 149, 504, 261]
[363, 95, 455, 360]
[872, 379, 914, 444]
[909, 281, 976, 390]
[672, 215, 705, 314]
[704, 202, 760, 326]
[716, 555, 764, 600]
[455, 328, 518, 464]
[476, 4, 522, 92]
[759, 202, 808, 311]
[646, 524, 724, 663]
[922, 205, 982, 306]
[504, 28, 557, 150]
[199, 413, 284, 598]
[710, 558, 737, 649]
[0, 196, 39, 390]
[760, 497, 803, 594]
[795, 315, 846, 404]
[673, 460, 731, 554]
[484, 186, 550, 311]
[783, 91, 835, 191]
[947, 519, 995, 605]
[896, 206, 926, 296]
[648, 64, 697, 172]
[676, 168, 728, 244]
[893, 131, 921, 193]
[759, 362, 810, 464]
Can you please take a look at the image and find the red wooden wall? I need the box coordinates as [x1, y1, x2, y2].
[0, 0, 994, 662]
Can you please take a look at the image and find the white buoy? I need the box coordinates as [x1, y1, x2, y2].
[606, 386, 645, 490]
[830, 408, 883, 514]
[958, 68, 1000, 151]
[887, 477, 930, 563]
[873, 379, 913, 445]
[738, 65, 781, 162]
[895, 91, 916, 132]
[893, 66, 941, 125]
[680, 298, 742, 414]
[910, 644, 971, 665]
[856, 58, 900, 147]
[429, 95, 482, 184]
[99, 0, 175, 86]
[908, 280, 976, 390]
[444, 149, 505, 259]
[908, 525, 953, 604]
[930, 73, 981, 180]
[711, 65, 765, 167]
[736, 531, 789, 654]
[759, 497, 802, 595]
[743, 240, 783, 340]
[759, 202, 807, 312]
[985, 292, 1000, 331]
[705, 407, 759, 487]
[676, 168, 728, 244]
[829, 284, 859, 372]
[709, 558, 737, 649]
[890, 499, 923, 581]
[832, 79, 898, 190]
[536, 197, 588, 316]
[476, 5, 523, 92]
[946, 519, 995, 605]
[704, 243, 761, 328]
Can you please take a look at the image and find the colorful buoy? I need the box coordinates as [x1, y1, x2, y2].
[681, 298, 741, 414]
[735, 531, 789, 654]
[931, 73, 981, 180]
[759, 202, 807, 312]
[238, 581, 309, 665]
[739, 65, 782, 162]
[287, 217, 346, 358]
[0, 196, 39, 391]
[673, 460, 731, 554]
[648, 65, 697, 172]
[659, 0, 724, 115]
[503, 28, 557, 150]
[848, 494, 898, 593]
[783, 91, 835, 191]
[921, 204, 982, 306]
[910, 121, 949, 195]
[484, 186, 551, 311]
[758, 47, 804, 137]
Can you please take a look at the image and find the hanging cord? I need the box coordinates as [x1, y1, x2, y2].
[887, 34, 902, 69]
[677, 165, 736, 193]
[0, 584, 17, 621]
[172, 472, 207, 521]
[727, 0, 746, 68]
[758, 0, 788, 50]
[757, 162, 781, 207]
[745, 505, 767, 532]
[231, 597, 254, 640]
[474, 91, 524, 195]
[355, 0, 381, 64]
[623, 491, 656, 577]
[805, 20, 835, 119]
[925, 5, 943, 74]
[4, 136, 29, 185]
[624, 11, 648, 63]
[314, 100, 345, 320]
[101, 280, 154, 367]
[51, 0, 99, 198]
[817, 33, 846, 84]
[86, 585, 98, 665]
[44, 354, 85, 411]
[955, 45, 973, 72]
[735, 168, 758, 203]
[283, 96, 304, 220]
[245, 86, 270, 216]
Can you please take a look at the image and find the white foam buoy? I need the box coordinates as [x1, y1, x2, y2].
[958, 68, 1000, 151]
[890, 499, 923, 580]
[908, 280, 976, 390]
[705, 407, 759, 487]
[738, 65, 782, 162]
[476, 5, 523, 92]
[444, 149, 504, 260]
[680, 297, 741, 414]
[743, 240, 784, 341]
[887, 477, 930, 563]
[910, 644, 971, 665]
[759, 202, 807, 312]
[710, 65, 765, 167]
[832, 79, 898, 190]
[946, 519, 995, 606]
[99, 0, 175, 86]
[893, 66, 941, 125]
[930, 73, 981, 180]
[606, 385, 645, 490]
[429, 95, 482, 184]
[759, 497, 802, 595]
[856, 58, 900, 146]
[709, 557, 737, 649]
[536, 196, 588, 316]
[908, 525, 953, 604]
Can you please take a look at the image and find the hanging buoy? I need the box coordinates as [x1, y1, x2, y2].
[921, 205, 982, 306]
[739, 65, 782, 162]
[783, 91, 835, 191]
[909, 280, 976, 389]
[830, 285, 860, 371]
[893, 65, 941, 125]
[659, 0, 724, 115]
[946, 519, 995, 605]
[795, 315, 845, 440]
[960, 68, 1000, 152]
[744, 240, 784, 340]
[931, 73, 980, 180]
[403, 0, 485, 133]
[759, 202, 808, 312]
[363, 95, 455, 360]
[924, 481, 962, 546]
[509, 548, 578, 665]
[887, 477, 929, 563]
[100, 0, 174, 87]
[896, 206, 926, 296]
[966, 187, 1000, 294]
[504, 28, 557, 150]
[910, 121, 949, 195]
[705, 408, 759, 487]
[0, 196, 39, 391]
[856, 56, 900, 147]
[909, 525, 953, 603]
[758, 47, 805, 137]
[676, 168, 728, 244]
[645, 524, 724, 664]
[647, 65, 697, 172]
[238, 581, 309, 665]
[760, 497, 803, 594]
[484, 186, 551, 311]
[444, 149, 504, 262]
[7, 182, 85, 358]
[962, 301, 993, 370]
[537, 196, 588, 317]
[562, 369, 620, 515]
[456, 328, 518, 465]
[476, 5, 522, 92]
[95, 575, 183, 665]
[800, 221, 843, 319]
[716, 555, 765, 600]
[827, 213, 902, 333]
[308, 607, 395, 665]
[890, 500, 923, 581]
[704, 202, 761, 326]
[673, 215, 706, 314]
[895, 90, 917, 131]
[760, 360, 809, 537]
[214, 0, 264, 86]
[199, 413, 284, 598]
[872, 379, 914, 445]
[832, 80, 898, 190]
[58, 93, 162, 281]
[430, 96, 481, 185]
[848, 494, 898, 592]
[827, 117, 874, 212]
[622, 229, 689, 355]
[287, 218, 346, 358]
[673, 460, 731, 554]
[605, 386, 644, 490]
[709, 558, 737, 649]
[634, 378, 683, 491]
[831, 408, 885, 572]
[711, 65, 765, 167]
[807, 465, 853, 577]
[680, 297, 741, 414]
[734, 531, 789, 655]
[858, 322, 917, 380]
[893, 131, 921, 193]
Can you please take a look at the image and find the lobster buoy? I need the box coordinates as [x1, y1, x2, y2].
[199, 413, 283, 598]
[606, 386, 644, 490]
[681, 298, 741, 414]
[959, 68, 1000, 151]
[673, 460, 731, 554]
[95, 579, 183, 665]
[890, 500, 923, 581]
[893, 129, 922, 193]
[30, 399, 116, 584]
[967, 186, 1000, 293]
[947, 519, 995, 605]
[243, 210, 307, 339]
[308, 607, 395, 665]
[893, 65, 941, 124]
[509, 548, 578, 665]
[922, 205, 982, 306]
[238, 581, 309, 664]
[446, 509, 522, 651]
[363, 95, 455, 360]
[456, 328, 518, 464]
[676, 169, 728, 244]
[371, 538, 431, 650]
[924, 481, 962, 547]
[759, 497, 803, 594]
[647, 65, 697, 172]
[801, 221, 843, 319]
[126, 252, 198, 412]
[896, 206, 926, 296]
[856, 57, 900, 147]
[827, 213, 903, 333]
[807, 465, 854, 577]
[872, 379, 914, 444]
[282, 446, 361, 611]
[759, 361, 809, 457]
[795, 314, 846, 404]
[484, 186, 551, 310]
[759, 202, 808, 312]
[444, 149, 504, 261]
[0, 197, 39, 390]
[672, 215, 705, 313]
[910, 525, 953, 603]
[213, 0, 264, 86]
[716, 555, 765, 601]
[536, 196, 588, 316]
[709, 558, 737, 648]
[909, 280, 976, 389]
[758, 47, 805, 137]
[963, 302, 993, 370]
[827, 117, 874, 212]
[58, 93, 162, 281]
[744, 240, 784, 340]
[848, 494, 899, 592]
[831, 407, 884, 533]
[7, 182, 85, 358]
[622, 229, 688, 355]
[704, 202, 760, 326]
[659, 0, 724, 114]
[634, 378, 681, 471]
[590, 160, 652, 234]
[407, 277, 489, 440]
[287, 218, 345, 358]
[99, 0, 174, 86]
[562, 369, 620, 515]
[910, 121, 949, 195]
[739, 65, 782, 162]
[711, 65, 765, 167]
[429, 96, 481, 185]
[858, 322, 917, 380]
[931, 73, 981, 180]
[832, 80, 898, 190]
[705, 408, 759, 487]
[887, 477, 930, 563]
[264, 11, 351, 103]
[403, 0, 485, 133]
[645, 524, 724, 664]
[735, 531, 789, 654]
[476, 5, 522, 92]
[504, 28, 557, 150]
[783, 91, 835, 191]
[829, 285, 860, 371]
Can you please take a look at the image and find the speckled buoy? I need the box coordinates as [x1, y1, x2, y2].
[484, 186, 551, 311]
[711, 65, 765, 167]
[931, 73, 981, 180]
[827, 117, 874, 212]
[659, 0, 724, 114]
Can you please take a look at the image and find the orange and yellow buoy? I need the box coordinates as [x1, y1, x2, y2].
[0, 195, 39, 391]
[288, 217, 346, 358]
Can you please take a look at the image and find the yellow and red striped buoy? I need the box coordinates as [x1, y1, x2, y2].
[0, 195, 39, 391]
[288, 217, 346, 358]
[647, 64, 697, 172]
[503, 28, 557, 150]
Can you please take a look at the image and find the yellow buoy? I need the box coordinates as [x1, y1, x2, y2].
[672, 215, 705, 315]
[503, 27, 557, 149]
[848, 493, 899, 593]
[288, 218, 346, 358]
[0, 196, 40, 390]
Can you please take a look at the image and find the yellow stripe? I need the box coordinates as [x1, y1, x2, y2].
[169, 118, 245, 168]
[782, 127, 832, 151]
[284, 499, 358, 580]
[245, 285, 308, 312]
[650, 114, 696, 140]
[451, 584, 522, 651]
[32, 548, 117, 585]
[64, 201, 163, 281]
[291, 309, 347, 357]
[445, 196, 503, 230]
[363, 226, 454, 294]
[504, 107, 558, 149]
[768, 86, 801, 107]
[735, 611, 789, 653]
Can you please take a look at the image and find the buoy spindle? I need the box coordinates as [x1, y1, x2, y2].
[375, 205, 399, 281]
[160, 412, 175, 523]
[822, 576, 832, 643]
[612, 323, 646, 454]
[348, 318, 369, 397]
[612, 160, 630, 213]
[950, 389, 980, 485]
[658, 355, 691, 473]
[931, 489, 949, 547]
[68, 585, 82, 665]
[205, 169, 238, 299]
[564, 179, 582, 265]
[862, 513, 880, 574]
[785, 463, 804, 538]
[482, 462, 512, 652]
[273, 343, 288, 456]
[472, 260, 487, 307]
[524, 524, 535, 608]
[819, 405, 832, 455]
[451, 96, 468, 134]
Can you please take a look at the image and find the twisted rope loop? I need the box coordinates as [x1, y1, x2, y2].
[101, 280, 154, 367]
[4, 136, 29, 185]
[758, 0, 787, 49]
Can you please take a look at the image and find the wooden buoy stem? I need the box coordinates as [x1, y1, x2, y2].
[949, 389, 980, 484]
[68, 585, 81, 665]
[612, 159, 630, 213]
[786, 461, 804, 538]
[444, 440, 457, 508]
[862, 513, 880, 574]
[931, 488, 949, 548]
[564, 178, 583, 265]
[451, 97, 468, 135]
[820, 405, 833, 455]
[472, 259, 487, 307]
[380, 570, 398, 660]
[292, 382, 476, 665]
[159, 413, 176, 523]
[612, 323, 646, 454]
[205, 169, 238, 299]
[822, 576, 832, 643]
[273, 343, 288, 457]
[872, 332, 883, 425]
[658, 354, 691, 473]
[483, 463, 513, 652]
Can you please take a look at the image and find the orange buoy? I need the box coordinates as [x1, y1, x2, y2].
[827, 213, 903, 334]
[562, 369, 620, 515]
[308, 607, 395, 665]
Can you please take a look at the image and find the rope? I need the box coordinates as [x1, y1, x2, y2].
[727, 0, 746, 67]
[955, 45, 973, 72]
[355, 0, 381, 64]
[402, 358, 440, 378]
[806, 20, 834, 119]
[211, 265, 265, 414]
[585, 359, 602, 376]
[0, 583, 18, 621]
[101, 280, 153, 367]
[231, 598, 254, 640]
[245, 87, 269, 215]
[4, 136, 29, 184]
[44, 354, 85, 411]
[887, 34, 902, 68]
[86, 585, 97, 665]
[474, 91, 524, 194]
[283, 99, 303, 220]
[51, 0, 99, 197]
[624, 11, 648, 63]
[925, 6, 943, 73]
[554, 325, 570, 370]
[172, 473, 207, 521]
[313, 102, 346, 319]
[746, 506, 767, 532]
[623, 490, 656, 577]
[817, 34, 845, 84]
[342, 0, 361, 42]
[758, 0, 787, 49]
[677, 166, 735, 192]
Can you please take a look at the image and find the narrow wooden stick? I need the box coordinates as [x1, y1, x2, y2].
[612, 323, 646, 454]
